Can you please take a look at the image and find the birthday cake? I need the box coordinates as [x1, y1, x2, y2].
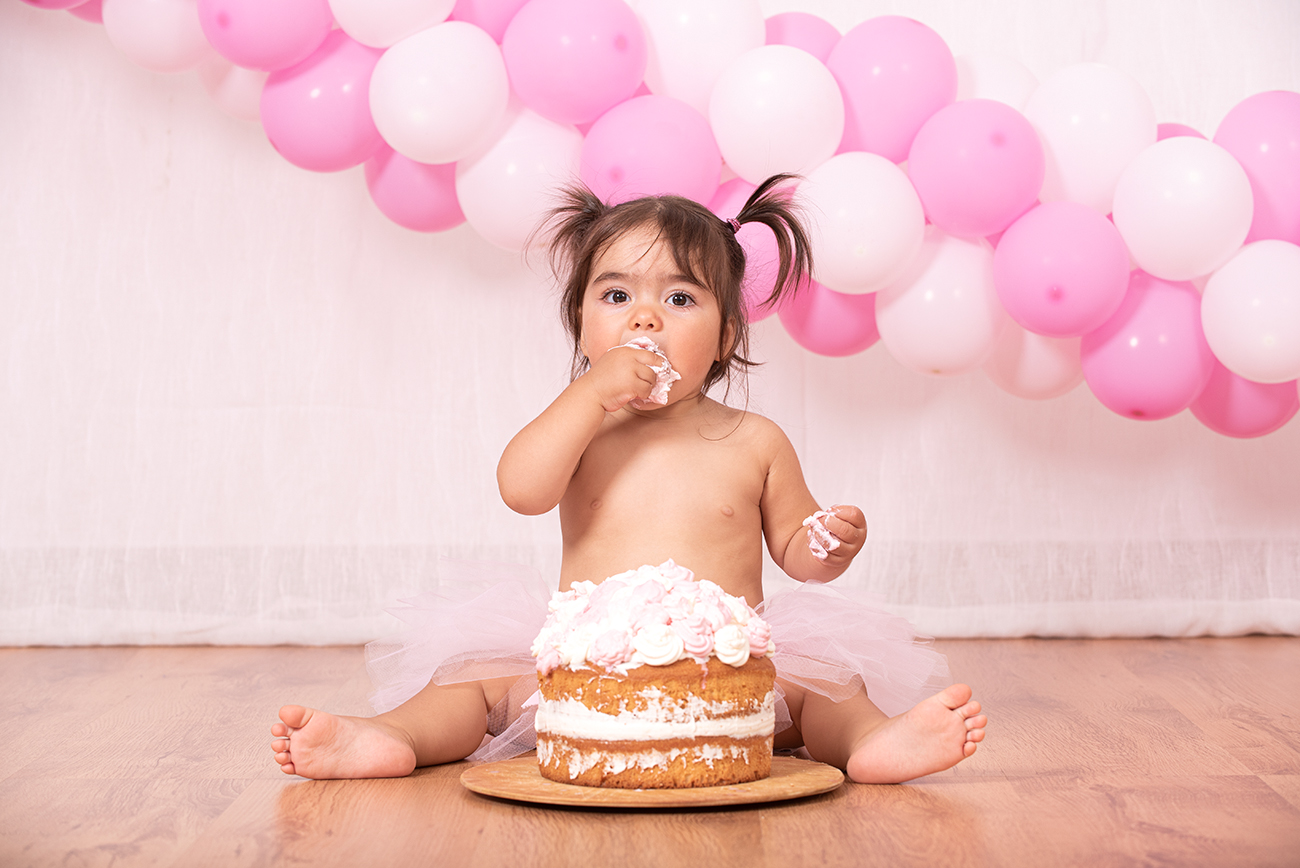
[531, 560, 777, 788]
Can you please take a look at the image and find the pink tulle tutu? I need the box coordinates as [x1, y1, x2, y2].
[364, 561, 950, 763]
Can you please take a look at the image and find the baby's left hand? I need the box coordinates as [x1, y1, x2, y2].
[803, 504, 867, 565]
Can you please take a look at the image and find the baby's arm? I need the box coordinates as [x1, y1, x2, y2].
[497, 346, 661, 515]
[759, 426, 866, 582]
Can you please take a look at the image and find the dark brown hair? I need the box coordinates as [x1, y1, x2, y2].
[539, 174, 813, 398]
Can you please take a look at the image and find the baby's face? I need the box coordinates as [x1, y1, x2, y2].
[580, 225, 726, 403]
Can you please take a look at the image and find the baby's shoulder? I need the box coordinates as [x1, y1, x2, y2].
[708, 403, 794, 455]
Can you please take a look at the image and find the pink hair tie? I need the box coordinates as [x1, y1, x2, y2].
[727, 218, 741, 234]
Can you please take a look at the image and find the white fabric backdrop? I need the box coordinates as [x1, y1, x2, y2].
[2, 0, 1298, 645]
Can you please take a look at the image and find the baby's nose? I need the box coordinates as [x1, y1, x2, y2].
[629, 305, 661, 330]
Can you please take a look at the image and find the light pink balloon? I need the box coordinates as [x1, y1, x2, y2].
[826, 16, 956, 162]
[68, 0, 102, 21]
[365, 145, 465, 233]
[1213, 90, 1300, 245]
[993, 202, 1130, 337]
[983, 323, 1083, 400]
[778, 281, 880, 357]
[1080, 271, 1216, 421]
[580, 95, 720, 205]
[764, 11, 839, 63]
[450, 0, 531, 42]
[260, 31, 384, 173]
[197, 0, 332, 71]
[709, 179, 778, 321]
[908, 98, 1044, 238]
[22, 0, 88, 9]
[1157, 122, 1204, 140]
[1190, 360, 1298, 438]
[502, 0, 646, 126]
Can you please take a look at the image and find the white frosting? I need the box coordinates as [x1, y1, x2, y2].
[803, 507, 842, 561]
[713, 624, 751, 667]
[536, 692, 776, 741]
[539, 740, 758, 780]
[621, 337, 682, 407]
[632, 622, 686, 667]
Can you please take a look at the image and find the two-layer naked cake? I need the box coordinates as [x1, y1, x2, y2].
[531, 560, 777, 788]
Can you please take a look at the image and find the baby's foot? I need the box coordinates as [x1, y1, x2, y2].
[845, 684, 986, 784]
[270, 705, 417, 780]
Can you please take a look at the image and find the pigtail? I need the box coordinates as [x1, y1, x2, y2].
[732, 173, 814, 310]
[538, 184, 608, 284]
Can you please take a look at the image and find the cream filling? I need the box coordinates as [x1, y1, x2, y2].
[538, 740, 761, 779]
[535, 690, 775, 741]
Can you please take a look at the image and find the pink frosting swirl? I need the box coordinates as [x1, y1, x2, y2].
[746, 617, 772, 658]
[536, 646, 562, 675]
[671, 613, 714, 659]
[588, 628, 634, 669]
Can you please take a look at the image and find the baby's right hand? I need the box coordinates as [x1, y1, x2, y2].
[581, 345, 664, 413]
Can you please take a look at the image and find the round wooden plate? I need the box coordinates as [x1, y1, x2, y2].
[460, 755, 844, 809]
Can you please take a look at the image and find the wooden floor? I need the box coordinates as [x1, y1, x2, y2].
[1, 639, 1298, 868]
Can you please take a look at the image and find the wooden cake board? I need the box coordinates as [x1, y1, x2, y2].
[460, 754, 844, 809]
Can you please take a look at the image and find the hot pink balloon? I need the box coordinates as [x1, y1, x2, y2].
[1214, 90, 1300, 245]
[764, 11, 840, 63]
[1157, 122, 1205, 141]
[260, 31, 384, 173]
[908, 98, 1044, 238]
[1190, 360, 1298, 438]
[450, 0, 530, 42]
[67, 0, 101, 21]
[993, 202, 1130, 337]
[580, 95, 720, 205]
[365, 145, 465, 233]
[502, 0, 646, 126]
[1081, 271, 1216, 421]
[778, 281, 880, 357]
[709, 179, 778, 321]
[826, 16, 956, 162]
[198, 0, 333, 72]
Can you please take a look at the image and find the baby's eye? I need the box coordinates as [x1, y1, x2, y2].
[667, 291, 695, 307]
[601, 288, 630, 304]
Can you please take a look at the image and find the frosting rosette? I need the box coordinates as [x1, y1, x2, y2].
[532, 560, 776, 675]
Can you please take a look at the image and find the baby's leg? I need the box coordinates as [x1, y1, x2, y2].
[777, 679, 986, 784]
[270, 675, 518, 779]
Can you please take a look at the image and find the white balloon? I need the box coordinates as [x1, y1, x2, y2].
[983, 321, 1084, 400]
[1202, 240, 1300, 384]
[632, 0, 765, 116]
[456, 105, 584, 252]
[709, 45, 843, 184]
[369, 22, 509, 165]
[329, 0, 456, 48]
[102, 0, 212, 74]
[1113, 138, 1253, 281]
[197, 56, 267, 123]
[876, 228, 1009, 376]
[1025, 62, 1156, 215]
[800, 152, 925, 295]
[955, 53, 1038, 112]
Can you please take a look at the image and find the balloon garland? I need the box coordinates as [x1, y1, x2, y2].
[21, 0, 1300, 439]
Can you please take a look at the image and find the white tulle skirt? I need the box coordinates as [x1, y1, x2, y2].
[364, 560, 951, 763]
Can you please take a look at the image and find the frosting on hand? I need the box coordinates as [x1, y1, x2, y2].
[620, 337, 682, 408]
[803, 507, 842, 561]
[532, 560, 775, 675]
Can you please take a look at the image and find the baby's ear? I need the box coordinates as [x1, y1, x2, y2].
[717, 320, 738, 361]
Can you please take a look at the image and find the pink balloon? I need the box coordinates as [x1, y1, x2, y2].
[778, 281, 880, 357]
[502, 0, 646, 126]
[450, 0, 530, 42]
[709, 179, 778, 321]
[580, 95, 720, 205]
[993, 202, 1130, 337]
[908, 99, 1044, 238]
[67, 0, 101, 21]
[1157, 122, 1205, 140]
[260, 31, 384, 173]
[826, 16, 956, 162]
[1213, 90, 1300, 245]
[1081, 271, 1216, 421]
[764, 12, 840, 63]
[365, 145, 465, 233]
[198, 0, 333, 72]
[1190, 360, 1299, 438]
